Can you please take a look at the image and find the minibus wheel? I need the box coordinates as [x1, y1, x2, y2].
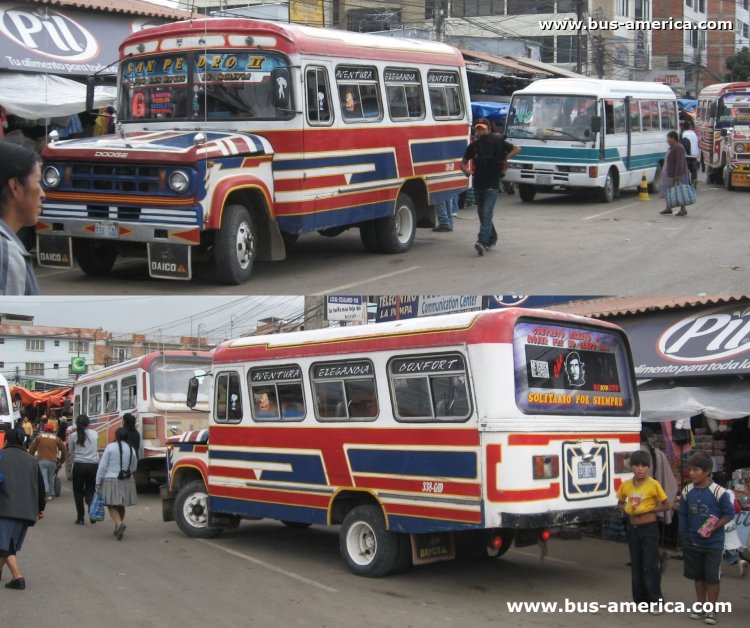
[215, 204, 256, 285]
[518, 184, 536, 202]
[174, 480, 222, 538]
[73, 239, 117, 275]
[340, 505, 400, 577]
[375, 193, 416, 254]
[359, 220, 381, 252]
[724, 167, 734, 191]
[598, 169, 616, 203]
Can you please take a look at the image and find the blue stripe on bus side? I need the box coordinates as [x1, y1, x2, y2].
[516, 146, 663, 170]
[388, 514, 482, 534]
[273, 152, 398, 184]
[411, 139, 468, 163]
[209, 496, 328, 524]
[209, 450, 328, 484]
[347, 449, 478, 479]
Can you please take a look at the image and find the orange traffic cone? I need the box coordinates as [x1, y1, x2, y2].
[638, 172, 650, 201]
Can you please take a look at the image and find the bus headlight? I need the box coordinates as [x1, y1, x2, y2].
[735, 143, 746, 153]
[558, 165, 587, 173]
[43, 166, 61, 189]
[168, 170, 191, 194]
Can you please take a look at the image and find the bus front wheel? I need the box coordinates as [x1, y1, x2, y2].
[340, 505, 400, 577]
[518, 184, 536, 202]
[174, 480, 222, 539]
[375, 193, 416, 254]
[214, 204, 256, 285]
[724, 167, 734, 191]
[598, 169, 616, 203]
[74, 239, 117, 276]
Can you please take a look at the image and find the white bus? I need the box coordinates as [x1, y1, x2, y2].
[163, 308, 641, 576]
[0, 374, 13, 444]
[504, 78, 677, 202]
[73, 351, 212, 485]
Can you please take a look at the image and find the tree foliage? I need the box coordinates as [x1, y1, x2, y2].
[725, 47, 750, 82]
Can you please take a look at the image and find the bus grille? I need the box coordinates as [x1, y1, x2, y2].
[71, 163, 161, 194]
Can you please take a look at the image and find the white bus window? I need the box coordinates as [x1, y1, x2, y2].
[389, 353, 471, 422]
[104, 381, 118, 413]
[335, 65, 381, 123]
[306, 67, 332, 125]
[427, 70, 464, 119]
[385, 67, 424, 121]
[660, 101, 676, 130]
[0, 388, 8, 415]
[121, 375, 137, 411]
[215, 372, 242, 423]
[311, 360, 377, 422]
[88, 385, 101, 416]
[604, 99, 626, 134]
[641, 101, 659, 131]
[629, 100, 641, 132]
[249, 365, 305, 422]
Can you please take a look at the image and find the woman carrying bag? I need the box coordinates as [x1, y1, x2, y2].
[95, 428, 137, 540]
[659, 130, 693, 217]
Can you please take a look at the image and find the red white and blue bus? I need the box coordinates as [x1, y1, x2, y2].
[695, 82, 750, 189]
[162, 308, 640, 576]
[37, 18, 470, 284]
[73, 350, 212, 485]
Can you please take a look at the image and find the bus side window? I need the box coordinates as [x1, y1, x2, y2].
[121, 375, 137, 411]
[630, 101, 641, 133]
[104, 380, 118, 413]
[88, 384, 101, 416]
[311, 359, 377, 421]
[393, 377, 431, 418]
[215, 372, 242, 423]
[252, 386, 279, 419]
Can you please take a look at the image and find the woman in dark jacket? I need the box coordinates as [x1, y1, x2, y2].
[660, 130, 691, 217]
[0, 429, 46, 589]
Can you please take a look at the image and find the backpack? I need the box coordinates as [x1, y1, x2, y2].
[680, 136, 691, 156]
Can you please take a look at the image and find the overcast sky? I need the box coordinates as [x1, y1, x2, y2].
[0, 296, 304, 343]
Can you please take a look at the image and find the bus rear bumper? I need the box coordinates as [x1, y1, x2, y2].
[499, 506, 617, 529]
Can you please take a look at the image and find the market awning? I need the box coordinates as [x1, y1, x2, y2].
[0, 72, 116, 119]
[638, 376, 750, 422]
[461, 49, 554, 77]
[506, 56, 584, 79]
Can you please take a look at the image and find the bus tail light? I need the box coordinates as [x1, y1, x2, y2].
[588, 166, 599, 178]
[490, 535, 504, 550]
[540, 529, 551, 542]
[532, 455, 559, 479]
[614, 452, 632, 474]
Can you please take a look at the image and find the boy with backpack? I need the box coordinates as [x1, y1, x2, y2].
[678, 453, 736, 625]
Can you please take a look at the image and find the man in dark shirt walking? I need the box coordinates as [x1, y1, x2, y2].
[461, 119, 520, 255]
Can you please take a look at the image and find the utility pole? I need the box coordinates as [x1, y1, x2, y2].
[576, 0, 585, 75]
[435, 0, 447, 43]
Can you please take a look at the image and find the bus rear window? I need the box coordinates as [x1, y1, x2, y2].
[513, 321, 636, 416]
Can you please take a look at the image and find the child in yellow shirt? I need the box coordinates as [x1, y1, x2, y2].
[616, 449, 671, 606]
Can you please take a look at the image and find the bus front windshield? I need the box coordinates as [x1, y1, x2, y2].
[507, 95, 598, 141]
[718, 94, 750, 128]
[119, 51, 292, 122]
[151, 361, 211, 407]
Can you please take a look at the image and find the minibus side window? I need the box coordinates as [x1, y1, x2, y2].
[103, 380, 118, 413]
[248, 364, 305, 422]
[121, 375, 137, 411]
[427, 70, 464, 120]
[311, 360, 378, 422]
[335, 65, 382, 123]
[88, 385, 101, 416]
[306, 67, 332, 125]
[389, 353, 471, 422]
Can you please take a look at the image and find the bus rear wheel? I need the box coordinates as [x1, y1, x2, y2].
[214, 204, 256, 285]
[359, 220, 381, 252]
[74, 239, 117, 276]
[174, 480, 222, 538]
[374, 193, 416, 254]
[518, 184, 536, 202]
[340, 505, 400, 577]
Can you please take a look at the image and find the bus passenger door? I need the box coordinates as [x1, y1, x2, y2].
[302, 63, 339, 230]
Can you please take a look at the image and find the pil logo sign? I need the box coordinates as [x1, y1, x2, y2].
[0, 6, 98, 62]
[658, 306, 750, 363]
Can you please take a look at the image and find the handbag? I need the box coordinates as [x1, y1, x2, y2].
[666, 182, 696, 209]
[89, 491, 105, 521]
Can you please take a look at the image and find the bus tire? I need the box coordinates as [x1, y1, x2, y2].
[174, 480, 222, 539]
[724, 167, 734, 191]
[340, 505, 399, 577]
[648, 163, 662, 194]
[74, 239, 117, 276]
[598, 169, 616, 203]
[375, 193, 416, 254]
[359, 220, 381, 253]
[391, 533, 413, 574]
[214, 204, 256, 285]
[281, 520, 312, 529]
[518, 184, 536, 203]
